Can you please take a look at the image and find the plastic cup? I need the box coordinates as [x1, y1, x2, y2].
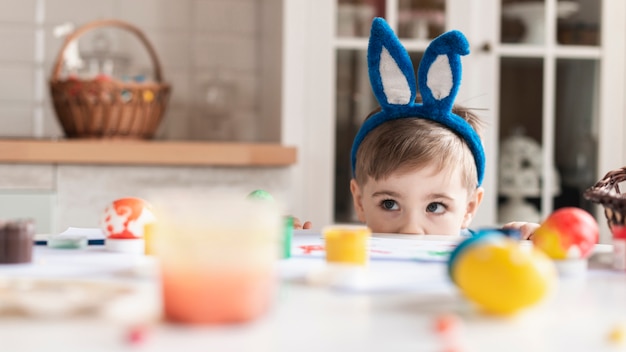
[152, 194, 281, 324]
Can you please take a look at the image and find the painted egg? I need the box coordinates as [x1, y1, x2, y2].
[532, 207, 599, 259]
[247, 189, 274, 201]
[101, 197, 155, 239]
[449, 231, 557, 315]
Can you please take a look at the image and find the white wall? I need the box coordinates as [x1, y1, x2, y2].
[0, 0, 270, 142]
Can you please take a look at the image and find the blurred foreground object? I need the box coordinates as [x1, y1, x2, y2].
[152, 193, 281, 324]
[585, 166, 626, 270]
[448, 230, 557, 315]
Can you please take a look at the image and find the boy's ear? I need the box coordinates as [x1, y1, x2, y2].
[462, 187, 484, 228]
[350, 179, 366, 223]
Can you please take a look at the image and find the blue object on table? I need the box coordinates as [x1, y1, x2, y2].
[34, 239, 105, 246]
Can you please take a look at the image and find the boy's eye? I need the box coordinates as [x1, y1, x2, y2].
[381, 199, 399, 211]
[426, 202, 446, 214]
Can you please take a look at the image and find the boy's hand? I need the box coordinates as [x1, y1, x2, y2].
[292, 217, 312, 230]
[501, 222, 540, 240]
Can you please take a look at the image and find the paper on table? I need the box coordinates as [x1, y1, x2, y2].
[57, 227, 105, 240]
[278, 257, 456, 294]
[35, 227, 106, 242]
[291, 230, 461, 262]
[34, 227, 105, 245]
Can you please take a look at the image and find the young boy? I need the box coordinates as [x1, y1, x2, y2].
[347, 17, 487, 238]
[349, 105, 484, 236]
[297, 18, 534, 239]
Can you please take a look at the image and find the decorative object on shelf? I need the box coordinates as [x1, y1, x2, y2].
[49, 19, 171, 139]
[337, 2, 375, 37]
[558, 22, 599, 46]
[197, 73, 236, 141]
[502, 1, 579, 44]
[584, 166, 626, 270]
[398, 8, 445, 40]
[498, 129, 561, 224]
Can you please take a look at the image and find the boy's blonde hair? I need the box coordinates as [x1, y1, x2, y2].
[354, 105, 484, 191]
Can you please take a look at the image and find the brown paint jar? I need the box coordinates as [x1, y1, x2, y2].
[0, 220, 35, 264]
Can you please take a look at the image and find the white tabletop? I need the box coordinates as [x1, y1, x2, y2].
[0, 239, 625, 352]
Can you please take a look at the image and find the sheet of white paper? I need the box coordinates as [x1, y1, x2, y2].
[278, 256, 455, 294]
[36, 227, 105, 242]
[0, 246, 151, 278]
[291, 231, 461, 262]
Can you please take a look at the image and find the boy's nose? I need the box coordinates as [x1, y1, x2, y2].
[397, 216, 425, 234]
[398, 226, 425, 235]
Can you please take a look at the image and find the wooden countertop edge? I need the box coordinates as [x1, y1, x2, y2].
[0, 140, 297, 167]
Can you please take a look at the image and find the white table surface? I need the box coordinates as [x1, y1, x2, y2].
[0, 237, 625, 352]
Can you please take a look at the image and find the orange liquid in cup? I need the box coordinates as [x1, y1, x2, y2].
[161, 265, 275, 324]
[150, 195, 282, 325]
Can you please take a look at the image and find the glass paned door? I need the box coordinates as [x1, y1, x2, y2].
[497, 0, 603, 224]
[335, 48, 375, 223]
[555, 59, 599, 213]
[497, 58, 545, 224]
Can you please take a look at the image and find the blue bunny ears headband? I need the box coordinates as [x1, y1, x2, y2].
[350, 18, 485, 186]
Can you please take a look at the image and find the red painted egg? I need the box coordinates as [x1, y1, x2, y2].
[532, 207, 599, 259]
[101, 197, 155, 239]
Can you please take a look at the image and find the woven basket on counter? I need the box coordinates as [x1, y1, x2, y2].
[49, 19, 171, 139]
[583, 166, 626, 229]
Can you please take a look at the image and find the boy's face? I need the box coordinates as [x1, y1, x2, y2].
[350, 164, 483, 235]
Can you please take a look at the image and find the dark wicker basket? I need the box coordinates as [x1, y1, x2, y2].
[583, 166, 626, 229]
[49, 19, 171, 139]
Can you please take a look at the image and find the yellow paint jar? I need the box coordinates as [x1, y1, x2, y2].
[323, 225, 371, 266]
[143, 223, 155, 255]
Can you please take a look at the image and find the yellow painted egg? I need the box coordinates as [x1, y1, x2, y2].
[449, 232, 557, 315]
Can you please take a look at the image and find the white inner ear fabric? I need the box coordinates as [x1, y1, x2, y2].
[427, 54, 453, 100]
[379, 47, 411, 105]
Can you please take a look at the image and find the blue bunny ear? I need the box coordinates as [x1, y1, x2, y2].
[368, 18, 416, 108]
[417, 30, 469, 117]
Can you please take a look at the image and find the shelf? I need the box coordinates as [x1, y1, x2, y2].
[334, 37, 430, 51]
[334, 40, 601, 59]
[497, 44, 602, 59]
[0, 139, 297, 167]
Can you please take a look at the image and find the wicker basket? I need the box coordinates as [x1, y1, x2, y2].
[583, 166, 626, 229]
[49, 19, 171, 139]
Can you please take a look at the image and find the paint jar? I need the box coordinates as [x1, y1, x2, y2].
[612, 226, 626, 271]
[152, 193, 282, 324]
[323, 225, 371, 266]
[0, 219, 35, 264]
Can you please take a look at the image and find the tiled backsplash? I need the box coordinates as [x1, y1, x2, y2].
[0, 0, 266, 141]
[0, 163, 292, 234]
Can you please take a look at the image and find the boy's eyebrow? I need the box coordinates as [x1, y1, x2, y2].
[371, 190, 402, 198]
[426, 193, 455, 201]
